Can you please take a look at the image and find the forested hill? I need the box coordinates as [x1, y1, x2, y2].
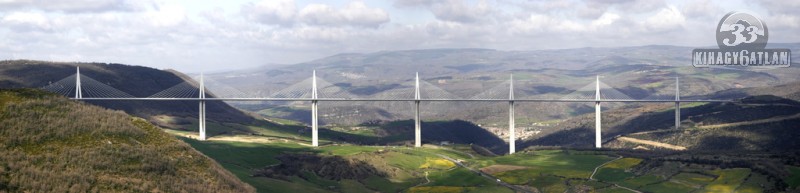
[0, 60, 253, 123]
[0, 89, 254, 192]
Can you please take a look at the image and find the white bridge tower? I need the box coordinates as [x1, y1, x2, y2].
[595, 76, 602, 148]
[508, 74, 516, 154]
[312, 70, 319, 147]
[199, 73, 207, 140]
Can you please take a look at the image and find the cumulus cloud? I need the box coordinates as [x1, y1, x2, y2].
[755, 0, 800, 30]
[144, 4, 187, 27]
[1, 11, 52, 32]
[755, 0, 800, 15]
[243, 0, 389, 28]
[0, 0, 796, 73]
[241, 0, 296, 26]
[643, 6, 686, 32]
[0, 0, 142, 13]
[394, 0, 494, 23]
[681, 0, 720, 19]
[298, 1, 389, 28]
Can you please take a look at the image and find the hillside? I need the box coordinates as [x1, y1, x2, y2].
[603, 95, 800, 151]
[0, 89, 254, 192]
[322, 119, 508, 154]
[517, 81, 800, 152]
[0, 60, 253, 124]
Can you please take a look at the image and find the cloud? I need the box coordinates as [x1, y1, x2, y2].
[241, 0, 296, 26]
[144, 4, 187, 27]
[755, 0, 800, 31]
[392, 0, 436, 8]
[0, 0, 796, 73]
[242, 0, 389, 28]
[591, 12, 621, 27]
[681, 0, 720, 19]
[0, 0, 142, 13]
[394, 0, 494, 23]
[755, 0, 800, 15]
[429, 0, 493, 23]
[1, 11, 52, 32]
[643, 6, 685, 32]
[298, 1, 390, 28]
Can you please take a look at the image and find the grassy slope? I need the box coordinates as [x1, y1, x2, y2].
[0, 89, 254, 192]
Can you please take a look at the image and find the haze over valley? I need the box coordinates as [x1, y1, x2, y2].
[3, 0, 800, 192]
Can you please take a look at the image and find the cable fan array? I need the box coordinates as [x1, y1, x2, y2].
[41, 74, 134, 98]
[560, 79, 634, 100]
[42, 71, 687, 102]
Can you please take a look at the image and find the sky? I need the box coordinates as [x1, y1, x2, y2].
[0, 0, 798, 72]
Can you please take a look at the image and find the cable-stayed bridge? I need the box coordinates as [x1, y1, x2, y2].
[42, 67, 730, 154]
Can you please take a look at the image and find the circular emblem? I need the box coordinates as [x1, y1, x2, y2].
[716, 11, 768, 50]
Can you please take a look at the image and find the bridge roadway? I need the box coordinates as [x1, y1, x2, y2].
[62, 67, 732, 153]
[73, 97, 731, 154]
[74, 98, 730, 103]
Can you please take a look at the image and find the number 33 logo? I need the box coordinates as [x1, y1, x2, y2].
[715, 12, 768, 50]
[723, 24, 759, 46]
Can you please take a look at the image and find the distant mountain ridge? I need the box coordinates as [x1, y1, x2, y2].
[206, 44, 800, 129]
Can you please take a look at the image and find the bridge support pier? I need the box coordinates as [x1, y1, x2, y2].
[312, 100, 318, 146]
[312, 71, 319, 147]
[595, 76, 602, 148]
[508, 74, 515, 154]
[595, 102, 601, 148]
[414, 72, 421, 147]
[199, 73, 206, 141]
[675, 77, 681, 130]
[675, 102, 680, 129]
[509, 101, 515, 154]
[199, 101, 206, 140]
[415, 101, 421, 147]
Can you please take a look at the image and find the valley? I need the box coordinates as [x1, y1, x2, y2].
[2, 44, 800, 192]
[178, 136, 800, 193]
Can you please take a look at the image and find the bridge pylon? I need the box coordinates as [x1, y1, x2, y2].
[199, 72, 207, 140]
[75, 66, 82, 99]
[312, 70, 319, 147]
[414, 72, 421, 147]
[508, 74, 515, 154]
[675, 77, 680, 129]
[595, 76, 602, 148]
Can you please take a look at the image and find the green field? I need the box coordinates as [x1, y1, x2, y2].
[737, 172, 770, 193]
[640, 181, 694, 193]
[702, 168, 752, 193]
[671, 172, 715, 188]
[594, 158, 642, 182]
[176, 134, 783, 193]
[619, 175, 663, 189]
[181, 138, 515, 192]
[492, 150, 615, 179]
[528, 174, 567, 192]
[789, 166, 800, 189]
[178, 137, 623, 192]
[181, 139, 318, 192]
[598, 186, 638, 193]
[426, 167, 494, 187]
